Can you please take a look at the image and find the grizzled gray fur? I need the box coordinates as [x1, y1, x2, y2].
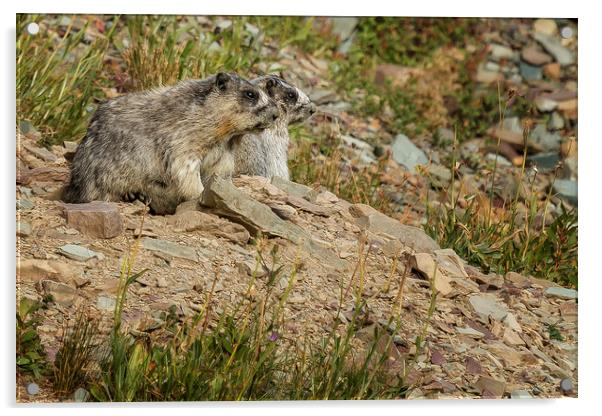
[233, 75, 315, 180]
[63, 72, 279, 214]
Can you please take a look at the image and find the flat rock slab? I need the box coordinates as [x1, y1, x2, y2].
[201, 177, 346, 270]
[58, 244, 103, 262]
[391, 133, 428, 173]
[469, 293, 509, 322]
[141, 237, 199, 263]
[348, 203, 440, 253]
[60, 201, 123, 239]
[544, 286, 577, 300]
[271, 176, 318, 202]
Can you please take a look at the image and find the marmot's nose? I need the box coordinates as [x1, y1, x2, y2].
[309, 103, 317, 115]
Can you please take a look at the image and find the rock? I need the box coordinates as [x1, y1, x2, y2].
[17, 199, 35, 211]
[141, 237, 199, 262]
[22, 143, 58, 162]
[530, 124, 562, 151]
[503, 328, 525, 346]
[58, 244, 103, 262]
[74, 387, 90, 402]
[18, 259, 83, 285]
[511, 389, 533, 399]
[465, 356, 482, 375]
[270, 204, 297, 220]
[96, 296, 116, 311]
[201, 177, 346, 269]
[534, 96, 558, 112]
[271, 176, 318, 202]
[391, 134, 428, 173]
[521, 45, 552, 66]
[527, 152, 561, 171]
[489, 43, 518, 61]
[26, 383, 40, 396]
[456, 326, 485, 339]
[560, 378, 573, 393]
[534, 32, 575, 66]
[427, 164, 452, 184]
[469, 294, 509, 322]
[519, 61, 542, 81]
[486, 153, 512, 167]
[488, 127, 544, 152]
[503, 313, 522, 333]
[308, 89, 339, 105]
[17, 166, 69, 185]
[410, 253, 453, 296]
[348, 203, 439, 253]
[166, 210, 250, 245]
[475, 376, 506, 398]
[17, 222, 32, 237]
[534, 19, 558, 36]
[430, 349, 446, 365]
[63, 140, 78, 152]
[552, 179, 578, 205]
[41, 280, 77, 306]
[286, 195, 335, 217]
[543, 62, 561, 79]
[340, 135, 377, 164]
[60, 201, 123, 239]
[544, 286, 577, 300]
[475, 64, 504, 84]
[374, 64, 423, 89]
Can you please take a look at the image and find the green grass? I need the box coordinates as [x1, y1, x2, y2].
[16, 297, 49, 379]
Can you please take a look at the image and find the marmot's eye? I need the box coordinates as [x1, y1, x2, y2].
[244, 90, 258, 101]
[286, 91, 297, 101]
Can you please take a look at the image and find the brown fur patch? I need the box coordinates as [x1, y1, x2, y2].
[216, 117, 236, 139]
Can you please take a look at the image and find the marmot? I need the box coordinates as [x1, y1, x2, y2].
[63, 73, 280, 214]
[233, 75, 315, 180]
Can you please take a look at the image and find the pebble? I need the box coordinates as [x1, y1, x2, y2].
[534, 32, 575, 66]
[548, 112, 565, 130]
[552, 179, 578, 205]
[17, 199, 35, 211]
[519, 61, 542, 81]
[391, 133, 428, 173]
[511, 389, 533, 399]
[17, 222, 32, 237]
[489, 43, 518, 61]
[560, 378, 573, 393]
[530, 124, 562, 151]
[74, 387, 90, 402]
[534, 19, 558, 36]
[97, 296, 116, 311]
[26, 382, 40, 396]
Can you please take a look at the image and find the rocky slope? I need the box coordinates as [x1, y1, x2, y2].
[16, 131, 577, 400]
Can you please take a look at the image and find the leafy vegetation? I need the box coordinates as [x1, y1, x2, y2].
[16, 297, 48, 379]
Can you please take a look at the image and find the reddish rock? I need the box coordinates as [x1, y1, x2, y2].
[521, 45, 552, 66]
[543, 62, 561, 80]
[465, 356, 482, 375]
[60, 201, 123, 239]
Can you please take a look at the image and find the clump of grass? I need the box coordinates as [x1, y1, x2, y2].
[16, 14, 117, 145]
[52, 310, 101, 395]
[16, 297, 49, 379]
[120, 15, 264, 92]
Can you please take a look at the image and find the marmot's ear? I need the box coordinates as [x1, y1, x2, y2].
[265, 77, 277, 93]
[216, 72, 230, 91]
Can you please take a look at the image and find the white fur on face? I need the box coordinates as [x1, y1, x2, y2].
[257, 89, 270, 108]
[294, 87, 311, 106]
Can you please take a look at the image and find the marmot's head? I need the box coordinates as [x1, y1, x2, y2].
[205, 72, 280, 137]
[252, 75, 316, 125]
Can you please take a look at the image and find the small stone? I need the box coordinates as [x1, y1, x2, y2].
[552, 179, 578, 205]
[58, 244, 103, 262]
[475, 376, 506, 398]
[17, 222, 32, 237]
[521, 45, 552, 66]
[17, 199, 35, 211]
[527, 152, 561, 171]
[543, 63, 561, 79]
[469, 294, 509, 322]
[544, 286, 577, 300]
[18, 259, 83, 285]
[41, 280, 77, 306]
[465, 356, 482, 375]
[97, 296, 116, 311]
[534, 19, 558, 36]
[534, 32, 575, 66]
[476, 64, 504, 84]
[503, 313, 522, 333]
[519, 61, 543, 81]
[511, 389, 533, 399]
[430, 349, 446, 365]
[271, 176, 318, 202]
[244, 22, 260, 37]
[26, 382, 40, 396]
[456, 326, 485, 339]
[63, 140, 78, 152]
[331, 17, 358, 41]
[141, 237, 198, 262]
[560, 378, 573, 393]
[60, 201, 123, 239]
[340, 135, 377, 164]
[74, 387, 90, 402]
[486, 153, 512, 166]
[489, 43, 518, 61]
[503, 328, 525, 346]
[530, 124, 562, 151]
[534, 96, 558, 112]
[391, 133, 428, 173]
[23, 143, 57, 162]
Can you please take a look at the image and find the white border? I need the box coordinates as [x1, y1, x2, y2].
[3, 1, 600, 415]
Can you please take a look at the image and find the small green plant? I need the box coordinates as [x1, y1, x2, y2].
[546, 323, 564, 342]
[16, 297, 48, 379]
